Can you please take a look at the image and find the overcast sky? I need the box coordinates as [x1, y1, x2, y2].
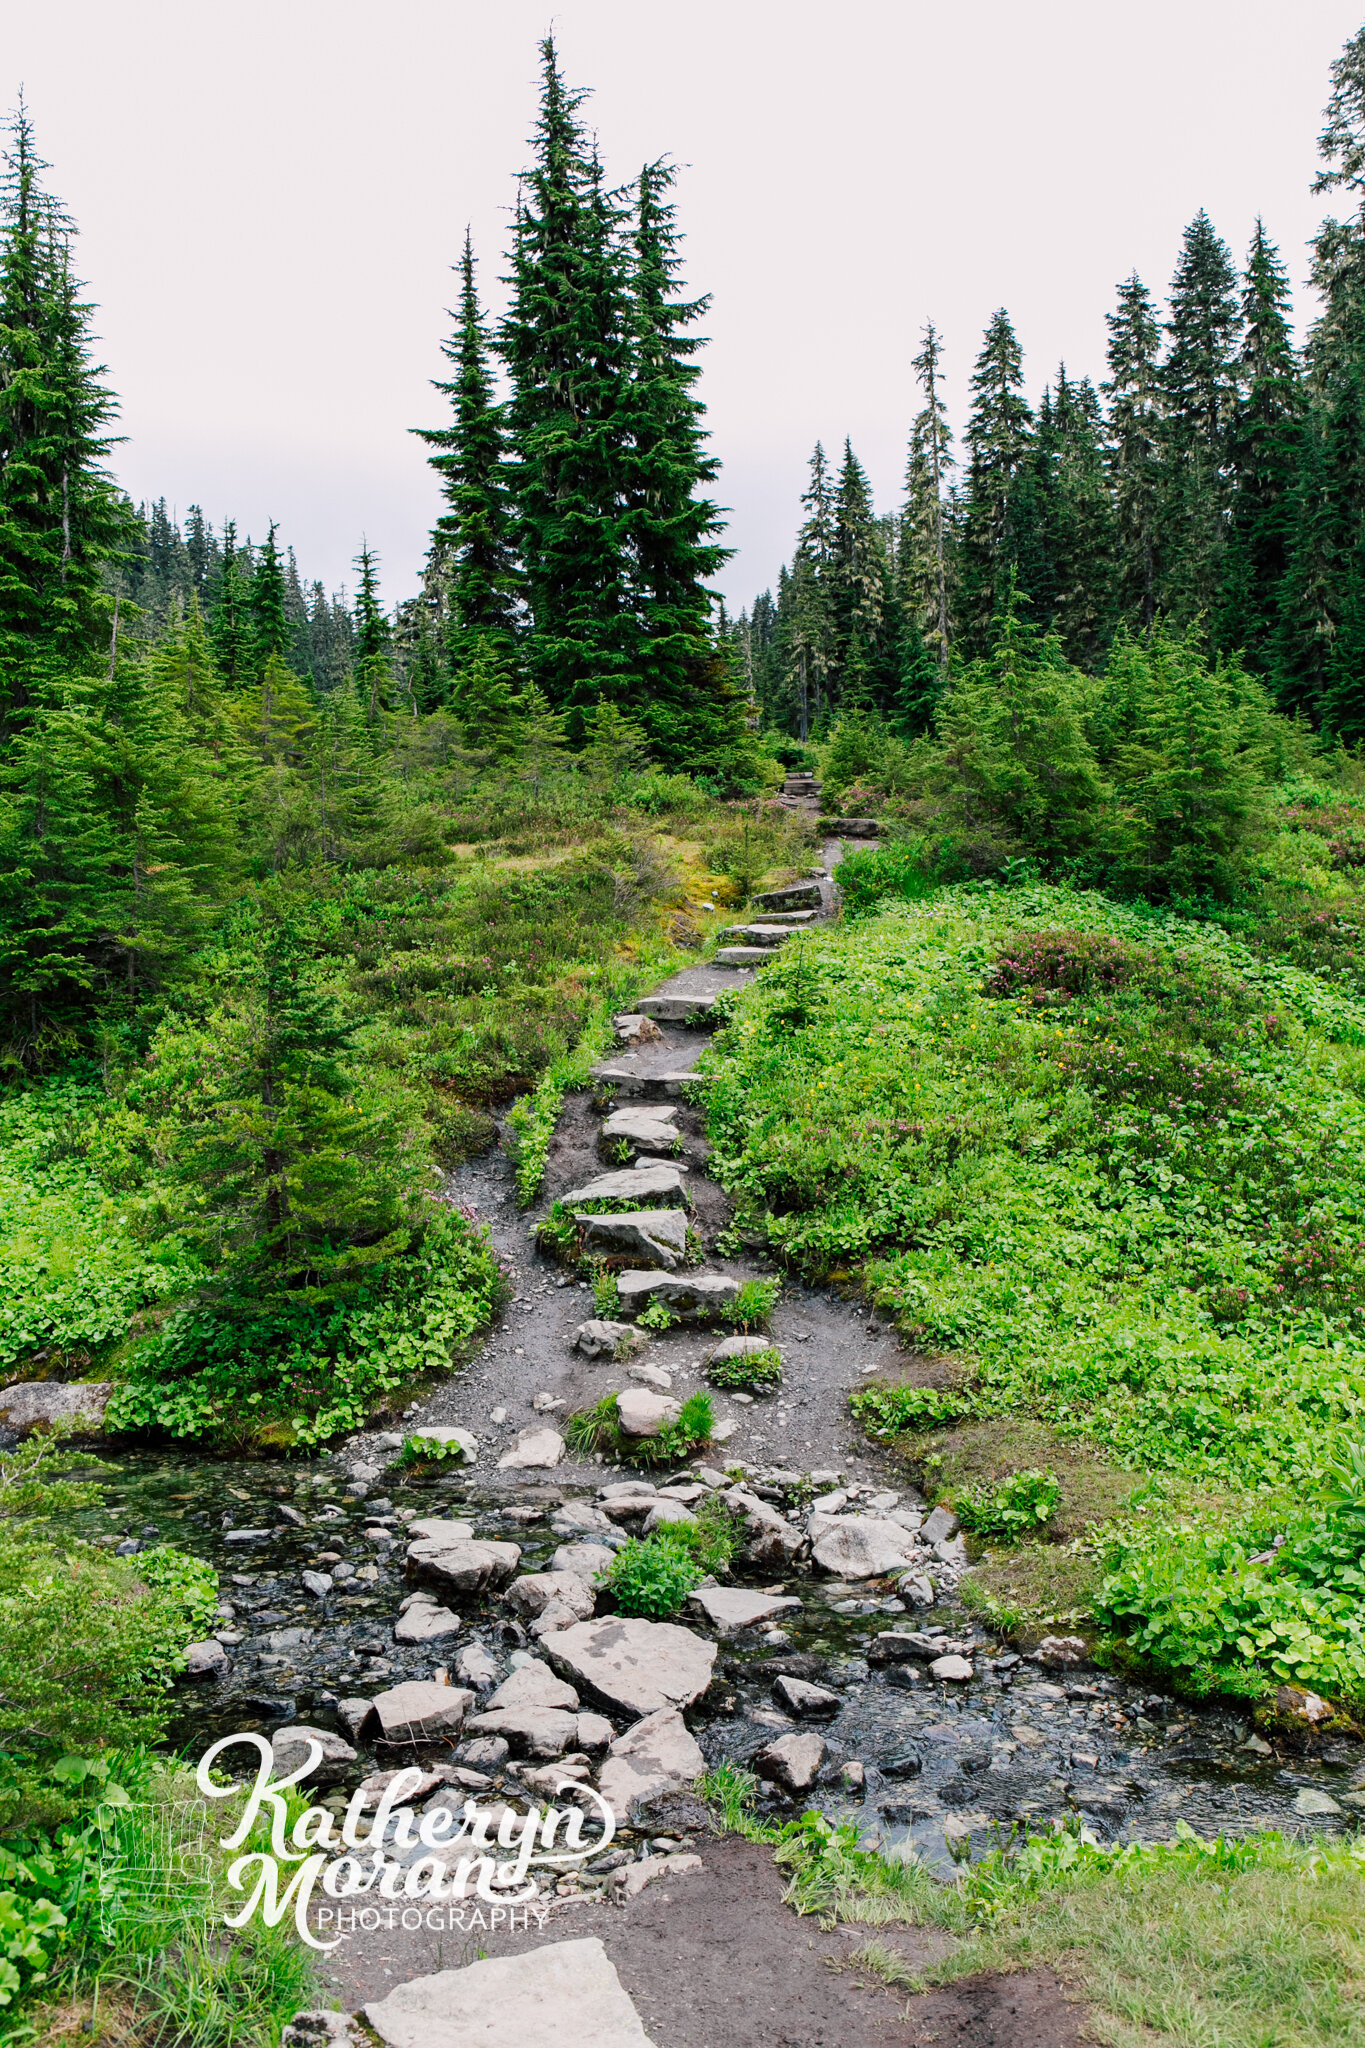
[5, 0, 1362, 612]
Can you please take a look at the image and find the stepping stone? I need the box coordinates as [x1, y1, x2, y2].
[484, 1661, 579, 1712]
[371, 1681, 474, 1742]
[715, 946, 780, 967]
[810, 1514, 921, 1579]
[560, 1165, 687, 1208]
[576, 1208, 689, 1270]
[687, 1586, 802, 1632]
[597, 1707, 706, 1817]
[819, 817, 882, 836]
[635, 992, 718, 1024]
[394, 1601, 461, 1644]
[753, 882, 823, 912]
[744, 909, 816, 926]
[598, 1108, 680, 1161]
[715, 924, 792, 948]
[364, 1938, 657, 2048]
[616, 1269, 741, 1320]
[406, 1536, 521, 1594]
[754, 1731, 826, 1794]
[545, 1616, 717, 1716]
[616, 1388, 682, 1437]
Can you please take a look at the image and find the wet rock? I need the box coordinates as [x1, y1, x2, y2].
[505, 1571, 596, 1622]
[869, 1630, 951, 1663]
[597, 1708, 706, 1816]
[0, 1381, 113, 1437]
[774, 1675, 840, 1718]
[464, 1706, 579, 1757]
[456, 1736, 509, 1769]
[407, 1537, 521, 1596]
[545, 1617, 718, 1718]
[394, 1602, 461, 1645]
[575, 1321, 646, 1361]
[372, 1681, 473, 1743]
[300, 1570, 334, 1602]
[183, 1639, 229, 1678]
[616, 1271, 740, 1320]
[686, 1586, 802, 1633]
[407, 1426, 477, 1464]
[355, 1766, 447, 1810]
[810, 1515, 920, 1579]
[615, 1389, 682, 1438]
[931, 1655, 974, 1683]
[497, 1428, 565, 1471]
[336, 1698, 376, 1739]
[841, 1760, 866, 1796]
[576, 1712, 614, 1753]
[614, 1851, 704, 1901]
[896, 1572, 935, 1608]
[1032, 1636, 1088, 1669]
[554, 1500, 614, 1533]
[597, 1112, 680, 1165]
[754, 1731, 826, 1795]
[521, 1761, 593, 1799]
[722, 1487, 803, 1566]
[1294, 1787, 1343, 1815]
[364, 1937, 655, 2048]
[271, 1725, 357, 1786]
[561, 1165, 686, 1209]
[920, 1506, 960, 1544]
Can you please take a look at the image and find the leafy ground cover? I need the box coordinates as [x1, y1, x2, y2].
[702, 881, 1365, 1710]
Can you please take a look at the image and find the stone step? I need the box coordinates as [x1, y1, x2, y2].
[597, 1106, 680, 1164]
[559, 1164, 688, 1208]
[819, 816, 882, 837]
[715, 946, 780, 967]
[617, 1268, 742, 1319]
[747, 908, 817, 927]
[753, 881, 824, 913]
[636, 992, 717, 1024]
[716, 923, 792, 948]
[574, 1208, 689, 1270]
[590, 1064, 708, 1103]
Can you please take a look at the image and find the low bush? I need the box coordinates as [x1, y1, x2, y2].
[562, 1390, 715, 1469]
[707, 1345, 783, 1391]
[603, 1494, 737, 1616]
[955, 1468, 1061, 1541]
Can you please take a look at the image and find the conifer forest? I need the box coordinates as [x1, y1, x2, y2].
[5, 21, 1365, 2048]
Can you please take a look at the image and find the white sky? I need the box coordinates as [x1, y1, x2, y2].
[4, 0, 1362, 612]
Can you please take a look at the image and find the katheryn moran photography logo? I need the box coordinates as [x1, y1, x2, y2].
[197, 1732, 617, 1952]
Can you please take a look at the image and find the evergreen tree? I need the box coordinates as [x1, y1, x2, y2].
[1040, 369, 1116, 665]
[251, 521, 289, 677]
[1222, 221, 1301, 677]
[830, 440, 887, 706]
[416, 229, 519, 668]
[958, 310, 1034, 651]
[1159, 210, 1243, 624]
[212, 519, 252, 687]
[618, 158, 737, 765]
[353, 543, 392, 719]
[901, 321, 954, 680]
[0, 100, 127, 717]
[499, 39, 635, 721]
[1104, 273, 1163, 632]
[183, 505, 217, 603]
[786, 443, 837, 733]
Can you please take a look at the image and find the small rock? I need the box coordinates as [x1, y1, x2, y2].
[505, 1571, 596, 1622]
[283, 2011, 363, 2048]
[533, 1393, 564, 1414]
[394, 1602, 461, 1644]
[597, 1707, 706, 1815]
[616, 1270, 741, 1320]
[930, 1655, 974, 1683]
[576, 1712, 615, 1753]
[372, 1681, 473, 1742]
[629, 1362, 674, 1393]
[897, 1573, 935, 1608]
[454, 1642, 501, 1691]
[336, 1698, 376, 1739]
[355, 1765, 444, 1809]
[463, 1706, 579, 1757]
[920, 1506, 960, 1544]
[1294, 1787, 1343, 1815]
[577, 1207, 687, 1268]
[1033, 1636, 1088, 1670]
[615, 1389, 682, 1439]
[498, 1428, 566, 1471]
[643, 1499, 696, 1531]
[1273, 1685, 1334, 1729]
[1238, 1732, 1273, 1756]
[615, 1850, 704, 1900]
[841, 1760, 866, 1796]
[552, 1542, 616, 1580]
[613, 1012, 663, 1046]
[407, 1536, 521, 1596]
[576, 1320, 646, 1361]
[686, 1586, 802, 1633]
[754, 1731, 827, 1794]
[484, 1661, 581, 1713]
[183, 1639, 229, 1678]
[455, 1736, 509, 1769]
[301, 1571, 334, 1602]
[774, 1675, 840, 1718]
[271, 1725, 357, 1786]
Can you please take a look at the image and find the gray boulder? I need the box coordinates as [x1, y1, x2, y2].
[483, 1661, 579, 1713]
[575, 1320, 647, 1361]
[545, 1616, 717, 1718]
[394, 1601, 461, 1645]
[183, 1638, 230, 1678]
[406, 1537, 521, 1596]
[504, 1571, 596, 1622]
[454, 1642, 500, 1691]
[615, 1388, 682, 1438]
[920, 1505, 960, 1544]
[551, 1541, 615, 1581]
[372, 1682, 473, 1742]
[561, 1165, 686, 1209]
[271, 1725, 357, 1786]
[0, 1381, 113, 1438]
[774, 1676, 840, 1718]
[463, 1706, 579, 1757]
[497, 1428, 565, 1471]
[597, 1109, 680, 1163]
[616, 1270, 740, 1320]
[810, 1514, 920, 1579]
[723, 1486, 803, 1566]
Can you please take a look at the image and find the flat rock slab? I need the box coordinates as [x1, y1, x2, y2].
[463, 1705, 580, 1757]
[601, 1105, 678, 1136]
[820, 817, 882, 836]
[406, 1538, 521, 1595]
[715, 947, 779, 967]
[616, 1270, 740, 1320]
[484, 1660, 579, 1713]
[753, 883, 823, 911]
[574, 1319, 646, 1360]
[365, 1938, 656, 2048]
[687, 1587, 802, 1633]
[0, 1381, 113, 1437]
[561, 1165, 688, 1208]
[810, 1514, 921, 1579]
[715, 925, 792, 947]
[591, 1067, 708, 1102]
[498, 1428, 565, 1471]
[372, 1682, 473, 1742]
[576, 1210, 688, 1271]
[598, 1708, 706, 1817]
[407, 1519, 475, 1543]
[546, 1617, 717, 1718]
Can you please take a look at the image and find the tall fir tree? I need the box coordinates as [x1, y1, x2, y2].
[901, 321, 954, 682]
[1104, 273, 1164, 632]
[353, 543, 393, 719]
[251, 521, 289, 678]
[498, 38, 635, 725]
[830, 439, 887, 707]
[416, 229, 520, 678]
[1221, 221, 1301, 679]
[1159, 210, 1243, 625]
[1039, 369, 1116, 666]
[787, 443, 837, 734]
[212, 519, 252, 686]
[958, 309, 1034, 652]
[0, 99, 127, 718]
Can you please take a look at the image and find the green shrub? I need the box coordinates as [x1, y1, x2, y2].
[849, 1385, 964, 1437]
[955, 1468, 1061, 1541]
[592, 1268, 622, 1319]
[717, 1279, 780, 1330]
[637, 1298, 679, 1331]
[564, 1394, 622, 1458]
[602, 1534, 703, 1617]
[563, 1390, 714, 1469]
[707, 1345, 782, 1391]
